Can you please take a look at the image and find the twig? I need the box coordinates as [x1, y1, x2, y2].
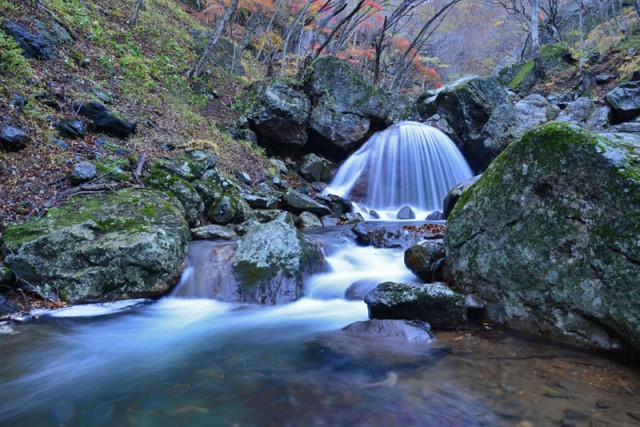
[133, 154, 147, 186]
[16, 288, 31, 312]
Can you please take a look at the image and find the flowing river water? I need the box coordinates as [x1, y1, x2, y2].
[1, 225, 639, 427]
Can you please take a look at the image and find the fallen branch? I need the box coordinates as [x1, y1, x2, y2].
[59, 182, 142, 198]
[133, 154, 147, 185]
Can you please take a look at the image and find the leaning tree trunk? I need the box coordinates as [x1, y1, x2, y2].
[130, 0, 145, 29]
[188, 0, 240, 79]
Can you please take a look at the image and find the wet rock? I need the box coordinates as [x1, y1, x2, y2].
[425, 211, 445, 221]
[2, 20, 58, 60]
[345, 279, 379, 300]
[1, 189, 190, 303]
[445, 123, 640, 351]
[0, 126, 30, 151]
[190, 224, 237, 240]
[404, 241, 448, 282]
[297, 211, 323, 229]
[320, 216, 340, 227]
[232, 220, 325, 304]
[311, 182, 327, 192]
[351, 222, 372, 246]
[206, 194, 253, 226]
[339, 212, 363, 224]
[396, 205, 416, 220]
[70, 161, 97, 184]
[56, 119, 87, 139]
[299, 153, 332, 183]
[282, 189, 331, 216]
[365, 282, 467, 328]
[606, 81, 640, 124]
[442, 175, 481, 218]
[246, 80, 310, 146]
[242, 193, 280, 210]
[369, 209, 380, 219]
[342, 319, 436, 343]
[0, 295, 20, 317]
[327, 194, 353, 215]
[75, 101, 136, 138]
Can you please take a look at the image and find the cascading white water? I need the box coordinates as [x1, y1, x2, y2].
[324, 121, 473, 219]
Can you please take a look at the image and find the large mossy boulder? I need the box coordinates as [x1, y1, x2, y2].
[417, 75, 511, 172]
[445, 123, 640, 352]
[232, 219, 325, 304]
[1, 189, 190, 303]
[246, 80, 311, 147]
[305, 56, 390, 157]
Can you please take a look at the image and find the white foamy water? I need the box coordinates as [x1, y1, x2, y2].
[324, 121, 473, 219]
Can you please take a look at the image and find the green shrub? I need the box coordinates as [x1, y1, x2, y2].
[0, 29, 30, 76]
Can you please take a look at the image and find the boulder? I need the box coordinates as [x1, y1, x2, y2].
[70, 161, 97, 184]
[232, 220, 325, 304]
[206, 194, 254, 226]
[396, 205, 416, 220]
[445, 123, 640, 351]
[75, 101, 136, 138]
[57, 119, 87, 139]
[190, 224, 237, 240]
[404, 241, 448, 282]
[144, 168, 205, 227]
[606, 81, 640, 124]
[304, 56, 389, 156]
[282, 189, 331, 216]
[365, 282, 467, 328]
[1, 20, 58, 60]
[417, 75, 511, 171]
[557, 97, 599, 130]
[425, 211, 445, 221]
[296, 211, 323, 229]
[0, 126, 30, 151]
[299, 153, 332, 183]
[246, 80, 310, 146]
[1, 189, 190, 303]
[442, 175, 481, 218]
[345, 279, 379, 300]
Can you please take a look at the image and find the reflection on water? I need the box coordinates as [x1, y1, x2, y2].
[1, 229, 639, 427]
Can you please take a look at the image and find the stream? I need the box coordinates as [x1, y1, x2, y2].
[1, 224, 639, 427]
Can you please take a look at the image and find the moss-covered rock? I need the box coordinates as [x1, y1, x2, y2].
[1, 189, 190, 303]
[404, 241, 448, 283]
[232, 219, 325, 305]
[445, 123, 640, 352]
[206, 193, 255, 225]
[364, 282, 467, 328]
[497, 44, 574, 93]
[143, 168, 204, 227]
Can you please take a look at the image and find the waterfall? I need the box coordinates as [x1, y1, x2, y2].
[324, 121, 473, 218]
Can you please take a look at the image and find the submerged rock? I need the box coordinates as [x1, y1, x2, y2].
[1, 189, 190, 303]
[232, 219, 325, 304]
[343, 319, 436, 343]
[445, 123, 640, 352]
[365, 282, 467, 328]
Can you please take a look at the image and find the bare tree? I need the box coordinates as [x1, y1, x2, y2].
[188, 0, 240, 78]
[130, 0, 145, 29]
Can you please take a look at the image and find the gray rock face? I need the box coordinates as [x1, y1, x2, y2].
[57, 119, 87, 139]
[2, 20, 58, 60]
[247, 80, 310, 146]
[417, 75, 511, 171]
[305, 56, 389, 156]
[1, 189, 190, 303]
[71, 161, 97, 184]
[296, 211, 323, 229]
[557, 97, 599, 130]
[365, 282, 467, 328]
[442, 175, 481, 218]
[190, 224, 237, 240]
[299, 153, 332, 183]
[445, 123, 640, 352]
[0, 126, 30, 151]
[76, 101, 136, 138]
[232, 220, 325, 304]
[342, 319, 436, 343]
[282, 189, 331, 216]
[404, 241, 448, 282]
[606, 81, 640, 124]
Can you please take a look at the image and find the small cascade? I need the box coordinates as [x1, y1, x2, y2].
[324, 121, 473, 219]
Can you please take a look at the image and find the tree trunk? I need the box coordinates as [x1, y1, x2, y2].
[188, 0, 240, 79]
[232, 11, 263, 73]
[531, 0, 545, 79]
[579, 0, 584, 76]
[130, 0, 145, 29]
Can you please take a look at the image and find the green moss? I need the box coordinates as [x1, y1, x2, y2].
[508, 60, 534, 88]
[0, 29, 31, 77]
